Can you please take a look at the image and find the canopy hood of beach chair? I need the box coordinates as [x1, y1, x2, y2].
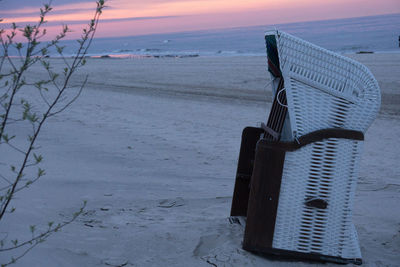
[265, 34, 282, 78]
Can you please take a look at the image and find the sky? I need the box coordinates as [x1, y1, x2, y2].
[0, 0, 399, 40]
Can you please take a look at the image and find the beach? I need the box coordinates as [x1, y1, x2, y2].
[1, 53, 399, 266]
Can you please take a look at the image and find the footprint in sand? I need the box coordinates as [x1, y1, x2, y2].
[158, 197, 185, 208]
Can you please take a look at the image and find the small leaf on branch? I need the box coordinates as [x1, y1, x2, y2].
[22, 25, 33, 39]
[27, 112, 39, 123]
[33, 153, 43, 163]
[51, 73, 59, 81]
[41, 60, 50, 70]
[38, 168, 46, 177]
[1, 134, 15, 143]
[56, 45, 65, 54]
[2, 134, 9, 143]
[63, 25, 69, 33]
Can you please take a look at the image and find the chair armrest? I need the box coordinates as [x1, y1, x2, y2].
[257, 128, 364, 152]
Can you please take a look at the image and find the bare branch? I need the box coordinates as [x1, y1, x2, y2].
[38, 89, 51, 107]
[0, 173, 12, 185]
[0, 184, 12, 192]
[5, 142, 26, 155]
[0, 201, 86, 252]
[49, 75, 88, 117]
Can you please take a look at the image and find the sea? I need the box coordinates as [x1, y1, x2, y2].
[17, 13, 400, 57]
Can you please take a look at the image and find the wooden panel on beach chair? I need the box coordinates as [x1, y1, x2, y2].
[230, 126, 264, 216]
[242, 141, 286, 249]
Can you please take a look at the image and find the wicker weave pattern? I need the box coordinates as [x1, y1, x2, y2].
[272, 138, 363, 259]
[263, 30, 381, 261]
[268, 30, 381, 136]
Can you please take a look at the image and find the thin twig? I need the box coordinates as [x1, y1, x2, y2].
[0, 173, 12, 185]
[5, 142, 26, 155]
[0, 184, 12, 192]
[0, 201, 86, 252]
[49, 75, 87, 117]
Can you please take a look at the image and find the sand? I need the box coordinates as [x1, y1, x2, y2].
[1, 53, 399, 266]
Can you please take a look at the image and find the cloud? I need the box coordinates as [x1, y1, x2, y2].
[0, 8, 95, 19]
[0, 15, 180, 28]
[0, 0, 89, 11]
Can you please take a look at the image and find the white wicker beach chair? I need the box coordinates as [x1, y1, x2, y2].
[231, 30, 381, 264]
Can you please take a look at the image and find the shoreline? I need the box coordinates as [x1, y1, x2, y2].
[55, 49, 400, 59]
[6, 48, 397, 60]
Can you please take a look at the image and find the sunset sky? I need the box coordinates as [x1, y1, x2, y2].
[1, 0, 399, 39]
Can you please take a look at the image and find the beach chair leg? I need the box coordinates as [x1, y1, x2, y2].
[242, 140, 285, 250]
[230, 127, 264, 216]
